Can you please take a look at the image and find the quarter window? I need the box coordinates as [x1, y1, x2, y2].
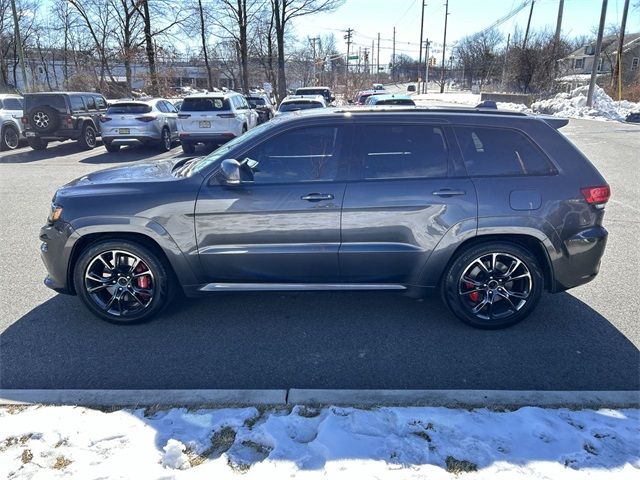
[454, 126, 555, 176]
[353, 124, 449, 179]
[242, 126, 343, 183]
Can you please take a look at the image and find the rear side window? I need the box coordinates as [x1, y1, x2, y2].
[69, 96, 85, 113]
[156, 101, 168, 113]
[107, 103, 152, 114]
[353, 124, 449, 179]
[25, 95, 67, 112]
[181, 97, 229, 111]
[2, 98, 23, 110]
[83, 96, 97, 110]
[455, 126, 555, 176]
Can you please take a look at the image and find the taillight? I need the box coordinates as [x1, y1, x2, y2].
[217, 113, 236, 118]
[21, 116, 27, 124]
[581, 186, 610, 207]
[135, 116, 156, 122]
[100, 115, 112, 123]
[64, 115, 74, 127]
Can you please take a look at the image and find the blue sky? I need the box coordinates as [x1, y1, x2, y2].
[293, 0, 640, 62]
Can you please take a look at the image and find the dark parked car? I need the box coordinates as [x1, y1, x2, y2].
[40, 108, 609, 328]
[245, 94, 275, 124]
[294, 86, 335, 105]
[22, 92, 108, 150]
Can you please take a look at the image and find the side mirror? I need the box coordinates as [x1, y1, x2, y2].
[330, 96, 336, 102]
[214, 159, 253, 186]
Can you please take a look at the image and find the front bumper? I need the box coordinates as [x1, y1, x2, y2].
[40, 221, 76, 295]
[552, 226, 608, 292]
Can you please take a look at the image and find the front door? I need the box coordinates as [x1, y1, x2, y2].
[195, 124, 349, 283]
[340, 122, 477, 284]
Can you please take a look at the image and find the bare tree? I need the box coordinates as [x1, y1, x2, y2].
[455, 28, 503, 90]
[270, 0, 344, 100]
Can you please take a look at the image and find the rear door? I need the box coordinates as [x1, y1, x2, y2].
[340, 121, 477, 284]
[194, 123, 350, 283]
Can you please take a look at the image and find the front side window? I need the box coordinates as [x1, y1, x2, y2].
[241, 126, 343, 184]
[69, 96, 86, 113]
[353, 124, 449, 180]
[156, 101, 168, 113]
[454, 126, 555, 177]
[95, 96, 107, 109]
[83, 96, 97, 110]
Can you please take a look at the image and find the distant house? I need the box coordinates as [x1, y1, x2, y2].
[557, 33, 640, 91]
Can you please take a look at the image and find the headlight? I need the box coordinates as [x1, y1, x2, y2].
[48, 204, 63, 223]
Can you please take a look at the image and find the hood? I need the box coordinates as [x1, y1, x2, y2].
[63, 158, 186, 189]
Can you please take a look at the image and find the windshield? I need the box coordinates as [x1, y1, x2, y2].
[279, 101, 322, 112]
[247, 97, 266, 106]
[181, 120, 277, 175]
[107, 103, 152, 114]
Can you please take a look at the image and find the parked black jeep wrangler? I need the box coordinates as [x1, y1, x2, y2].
[22, 92, 108, 150]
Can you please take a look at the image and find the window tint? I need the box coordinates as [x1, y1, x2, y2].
[95, 96, 107, 109]
[454, 126, 555, 176]
[156, 101, 168, 113]
[2, 98, 23, 110]
[181, 97, 229, 111]
[83, 96, 97, 110]
[70, 96, 85, 113]
[354, 124, 449, 179]
[279, 101, 323, 112]
[107, 103, 152, 114]
[164, 101, 177, 113]
[242, 126, 342, 183]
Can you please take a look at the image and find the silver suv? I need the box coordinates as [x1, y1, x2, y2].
[0, 94, 24, 151]
[39, 108, 609, 328]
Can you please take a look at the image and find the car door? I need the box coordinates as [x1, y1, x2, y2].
[163, 101, 179, 138]
[340, 121, 477, 284]
[194, 123, 350, 283]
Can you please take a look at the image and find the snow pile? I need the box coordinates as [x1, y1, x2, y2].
[161, 439, 190, 470]
[496, 102, 532, 113]
[531, 85, 640, 121]
[1, 404, 638, 479]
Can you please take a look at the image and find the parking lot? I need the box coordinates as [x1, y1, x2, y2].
[0, 118, 638, 392]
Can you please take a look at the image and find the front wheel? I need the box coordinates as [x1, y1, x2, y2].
[181, 141, 195, 154]
[158, 128, 171, 151]
[442, 242, 543, 329]
[27, 137, 48, 151]
[74, 240, 174, 324]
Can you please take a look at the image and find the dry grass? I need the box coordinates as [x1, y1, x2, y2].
[52, 455, 72, 470]
[21, 449, 33, 464]
[445, 455, 478, 475]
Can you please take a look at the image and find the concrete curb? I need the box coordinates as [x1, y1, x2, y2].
[287, 389, 640, 408]
[1, 389, 638, 408]
[0, 389, 287, 407]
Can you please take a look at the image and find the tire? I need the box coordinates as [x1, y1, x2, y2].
[441, 241, 543, 329]
[26, 137, 48, 151]
[1, 124, 19, 151]
[78, 123, 97, 150]
[74, 240, 175, 325]
[158, 127, 171, 151]
[27, 106, 60, 134]
[242, 124, 248, 134]
[104, 141, 120, 153]
[181, 141, 195, 154]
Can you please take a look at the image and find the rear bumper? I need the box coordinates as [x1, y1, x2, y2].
[179, 132, 236, 144]
[25, 128, 82, 141]
[552, 226, 608, 292]
[103, 134, 161, 145]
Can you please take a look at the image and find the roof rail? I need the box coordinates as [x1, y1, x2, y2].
[333, 106, 528, 116]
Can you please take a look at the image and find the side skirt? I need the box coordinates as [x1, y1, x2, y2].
[198, 283, 408, 292]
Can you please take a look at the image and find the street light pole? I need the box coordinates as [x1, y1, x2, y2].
[587, 0, 608, 107]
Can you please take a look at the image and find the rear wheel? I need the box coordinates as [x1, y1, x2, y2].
[104, 141, 120, 153]
[442, 241, 543, 329]
[1, 124, 19, 150]
[78, 123, 97, 150]
[27, 137, 48, 151]
[158, 127, 171, 151]
[181, 141, 195, 154]
[74, 240, 174, 325]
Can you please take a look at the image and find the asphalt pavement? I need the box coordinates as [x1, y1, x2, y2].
[0, 119, 638, 391]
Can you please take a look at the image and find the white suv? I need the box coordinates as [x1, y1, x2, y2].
[0, 94, 24, 151]
[177, 91, 258, 154]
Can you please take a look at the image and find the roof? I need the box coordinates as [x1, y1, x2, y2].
[368, 94, 412, 101]
[183, 91, 239, 99]
[24, 91, 104, 96]
[296, 86, 331, 90]
[281, 95, 326, 103]
[0, 94, 22, 99]
[563, 33, 640, 58]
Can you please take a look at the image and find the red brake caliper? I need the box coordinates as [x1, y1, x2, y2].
[465, 282, 479, 302]
[135, 263, 150, 292]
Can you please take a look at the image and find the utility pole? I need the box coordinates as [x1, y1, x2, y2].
[501, 33, 510, 90]
[371, 39, 375, 78]
[377, 32, 381, 83]
[587, 0, 608, 107]
[418, 0, 426, 86]
[392, 26, 396, 80]
[554, 0, 564, 45]
[309, 37, 320, 85]
[424, 39, 430, 94]
[523, 0, 535, 49]
[439, 0, 449, 93]
[10, 0, 28, 92]
[612, 0, 630, 99]
[344, 28, 353, 90]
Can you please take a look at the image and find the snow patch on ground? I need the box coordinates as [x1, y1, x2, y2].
[531, 85, 640, 121]
[1, 404, 638, 479]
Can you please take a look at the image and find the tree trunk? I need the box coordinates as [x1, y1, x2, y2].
[238, 0, 249, 93]
[197, 0, 213, 90]
[141, 0, 158, 95]
[273, 0, 286, 101]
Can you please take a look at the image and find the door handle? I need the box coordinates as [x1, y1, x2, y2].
[301, 193, 334, 202]
[432, 189, 466, 197]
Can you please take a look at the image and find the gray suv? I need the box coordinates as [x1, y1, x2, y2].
[39, 108, 610, 328]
